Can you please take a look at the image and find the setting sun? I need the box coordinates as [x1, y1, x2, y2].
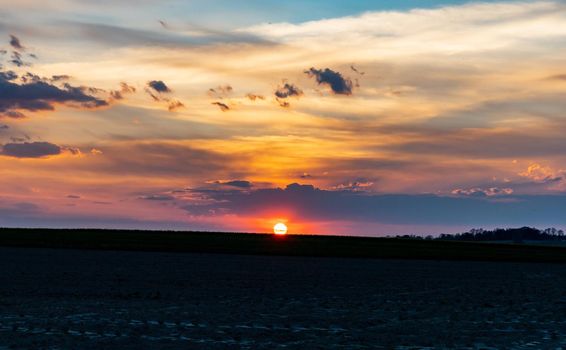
[273, 223, 288, 235]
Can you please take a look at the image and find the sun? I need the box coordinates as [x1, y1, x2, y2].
[273, 222, 288, 235]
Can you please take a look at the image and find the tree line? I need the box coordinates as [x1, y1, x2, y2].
[392, 227, 566, 243]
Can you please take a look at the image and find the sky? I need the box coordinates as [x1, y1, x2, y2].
[1, 0, 566, 236]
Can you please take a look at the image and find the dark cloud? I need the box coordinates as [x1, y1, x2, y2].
[6, 34, 37, 67]
[0, 71, 18, 81]
[9, 35, 23, 50]
[212, 101, 230, 112]
[10, 51, 29, 67]
[0, 70, 108, 118]
[275, 83, 303, 99]
[274, 82, 303, 108]
[213, 180, 253, 188]
[147, 80, 171, 93]
[182, 183, 566, 227]
[305, 67, 353, 95]
[20, 72, 42, 83]
[0, 124, 8, 130]
[1, 141, 62, 158]
[144, 81, 185, 112]
[50, 75, 70, 82]
[67, 195, 81, 199]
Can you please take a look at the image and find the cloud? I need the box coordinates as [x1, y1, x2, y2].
[275, 82, 303, 99]
[167, 99, 185, 111]
[225, 180, 252, 188]
[305, 67, 353, 95]
[9, 35, 23, 50]
[208, 85, 233, 99]
[6, 35, 36, 67]
[84, 142, 235, 177]
[67, 195, 81, 199]
[139, 194, 175, 201]
[212, 180, 253, 188]
[145, 81, 183, 111]
[50, 75, 70, 82]
[182, 183, 566, 227]
[350, 65, 365, 75]
[1, 141, 61, 158]
[0, 69, 108, 118]
[158, 20, 169, 30]
[110, 82, 136, 100]
[212, 101, 230, 112]
[147, 80, 171, 93]
[274, 82, 303, 107]
[519, 164, 564, 183]
[10, 51, 28, 67]
[0, 71, 18, 81]
[55, 21, 272, 49]
[246, 93, 265, 101]
[451, 187, 514, 197]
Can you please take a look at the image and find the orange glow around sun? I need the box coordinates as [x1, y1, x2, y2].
[273, 222, 288, 235]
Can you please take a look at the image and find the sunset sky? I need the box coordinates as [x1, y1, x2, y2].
[1, 0, 566, 235]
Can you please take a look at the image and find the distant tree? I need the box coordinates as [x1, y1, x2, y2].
[435, 227, 566, 242]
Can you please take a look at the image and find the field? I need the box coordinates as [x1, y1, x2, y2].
[1, 228, 566, 263]
[1, 229, 566, 349]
